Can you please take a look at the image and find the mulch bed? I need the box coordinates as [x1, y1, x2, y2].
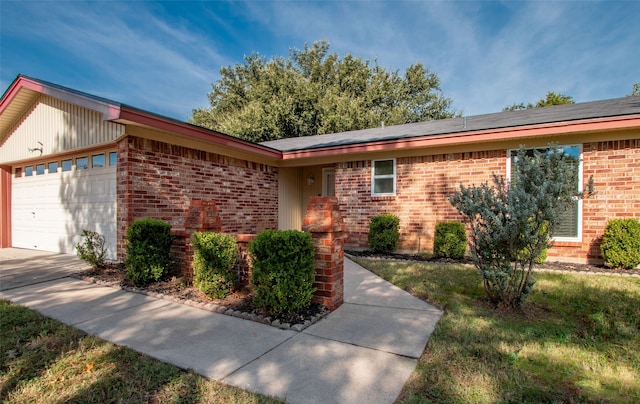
[75, 252, 637, 330]
[75, 264, 329, 331]
[345, 250, 640, 277]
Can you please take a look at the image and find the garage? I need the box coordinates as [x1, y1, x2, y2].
[0, 77, 125, 259]
[11, 151, 117, 259]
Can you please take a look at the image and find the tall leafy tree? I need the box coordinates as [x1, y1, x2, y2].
[503, 91, 575, 112]
[191, 41, 456, 142]
[629, 82, 640, 97]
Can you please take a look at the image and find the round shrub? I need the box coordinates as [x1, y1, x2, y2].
[125, 218, 174, 287]
[191, 232, 239, 298]
[249, 230, 316, 316]
[433, 221, 467, 259]
[368, 214, 400, 254]
[600, 218, 640, 269]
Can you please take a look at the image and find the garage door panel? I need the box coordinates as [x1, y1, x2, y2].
[12, 165, 116, 260]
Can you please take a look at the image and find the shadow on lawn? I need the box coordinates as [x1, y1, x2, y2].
[358, 261, 640, 403]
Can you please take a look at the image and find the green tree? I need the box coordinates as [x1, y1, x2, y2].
[503, 91, 575, 111]
[192, 41, 456, 142]
[449, 145, 594, 309]
[629, 82, 640, 97]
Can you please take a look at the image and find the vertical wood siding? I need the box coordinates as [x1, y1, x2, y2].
[278, 167, 303, 230]
[0, 95, 124, 162]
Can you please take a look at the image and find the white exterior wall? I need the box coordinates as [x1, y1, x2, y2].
[0, 95, 124, 163]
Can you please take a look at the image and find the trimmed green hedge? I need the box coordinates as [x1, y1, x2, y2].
[249, 230, 316, 316]
[601, 218, 640, 269]
[192, 232, 239, 298]
[433, 221, 467, 259]
[125, 218, 174, 287]
[368, 214, 400, 254]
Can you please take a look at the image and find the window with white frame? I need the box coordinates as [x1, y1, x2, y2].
[372, 159, 396, 196]
[507, 145, 582, 241]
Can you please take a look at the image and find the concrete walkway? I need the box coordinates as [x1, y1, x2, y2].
[0, 248, 442, 403]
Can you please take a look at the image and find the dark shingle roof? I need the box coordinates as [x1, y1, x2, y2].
[260, 96, 640, 152]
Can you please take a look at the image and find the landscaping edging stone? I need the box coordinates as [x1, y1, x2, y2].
[72, 274, 330, 332]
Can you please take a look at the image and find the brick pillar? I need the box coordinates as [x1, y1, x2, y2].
[176, 200, 222, 283]
[236, 234, 256, 287]
[302, 196, 345, 311]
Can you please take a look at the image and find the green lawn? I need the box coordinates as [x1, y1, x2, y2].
[0, 300, 280, 403]
[353, 258, 640, 404]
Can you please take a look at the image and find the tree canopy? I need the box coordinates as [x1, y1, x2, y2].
[503, 91, 575, 112]
[191, 41, 456, 142]
[629, 82, 640, 97]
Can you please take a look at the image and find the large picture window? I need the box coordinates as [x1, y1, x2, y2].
[508, 145, 582, 241]
[372, 159, 396, 196]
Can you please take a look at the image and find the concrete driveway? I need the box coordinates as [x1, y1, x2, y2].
[0, 248, 90, 291]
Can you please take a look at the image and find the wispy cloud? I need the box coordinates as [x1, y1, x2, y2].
[2, 0, 638, 119]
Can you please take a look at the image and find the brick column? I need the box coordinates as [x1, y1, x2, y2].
[176, 200, 222, 283]
[303, 196, 345, 311]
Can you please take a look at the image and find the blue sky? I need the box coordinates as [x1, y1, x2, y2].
[1, 1, 638, 121]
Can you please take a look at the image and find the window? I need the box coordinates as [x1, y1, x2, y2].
[61, 159, 72, 172]
[109, 151, 117, 167]
[92, 154, 105, 168]
[372, 159, 396, 196]
[48, 162, 59, 174]
[36, 164, 45, 175]
[76, 157, 88, 170]
[25, 166, 33, 177]
[508, 145, 582, 240]
[322, 168, 335, 197]
[14, 167, 22, 178]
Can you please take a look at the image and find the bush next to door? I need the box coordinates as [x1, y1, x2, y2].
[125, 218, 174, 287]
[433, 221, 467, 259]
[75, 229, 107, 268]
[600, 218, 640, 269]
[191, 232, 239, 298]
[368, 214, 400, 254]
[249, 230, 316, 316]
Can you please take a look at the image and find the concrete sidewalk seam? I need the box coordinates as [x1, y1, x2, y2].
[0, 275, 75, 292]
[221, 332, 298, 381]
[301, 328, 426, 360]
[344, 301, 443, 313]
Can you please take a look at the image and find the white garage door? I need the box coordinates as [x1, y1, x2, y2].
[12, 157, 117, 260]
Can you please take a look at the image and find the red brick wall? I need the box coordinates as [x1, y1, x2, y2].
[336, 150, 505, 253]
[551, 138, 640, 262]
[336, 138, 640, 263]
[116, 136, 278, 260]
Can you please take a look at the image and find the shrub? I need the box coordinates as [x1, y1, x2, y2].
[125, 218, 174, 287]
[191, 232, 239, 298]
[368, 214, 400, 254]
[450, 145, 594, 308]
[433, 221, 467, 259]
[601, 218, 640, 269]
[249, 230, 316, 316]
[75, 229, 107, 268]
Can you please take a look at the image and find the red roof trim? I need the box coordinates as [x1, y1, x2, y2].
[281, 115, 640, 160]
[117, 107, 282, 159]
[0, 75, 121, 120]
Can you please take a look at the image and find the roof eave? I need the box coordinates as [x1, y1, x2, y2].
[116, 106, 283, 161]
[281, 114, 640, 160]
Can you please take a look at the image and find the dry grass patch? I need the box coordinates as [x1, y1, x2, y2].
[353, 259, 640, 403]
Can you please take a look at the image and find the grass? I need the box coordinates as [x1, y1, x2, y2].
[0, 300, 281, 403]
[353, 258, 640, 403]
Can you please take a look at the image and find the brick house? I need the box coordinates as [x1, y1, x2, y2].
[2, 75, 639, 265]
